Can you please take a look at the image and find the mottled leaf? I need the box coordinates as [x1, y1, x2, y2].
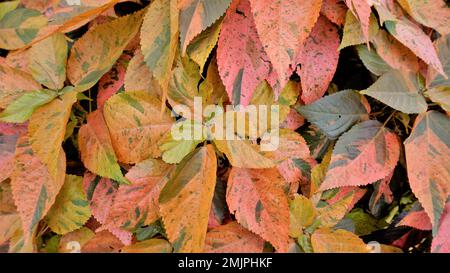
[311, 228, 368, 253]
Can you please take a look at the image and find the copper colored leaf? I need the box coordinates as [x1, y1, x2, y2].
[320, 0, 347, 26]
[399, 0, 450, 36]
[299, 16, 340, 104]
[217, 0, 279, 106]
[159, 145, 217, 253]
[227, 167, 290, 252]
[320, 120, 400, 191]
[249, 0, 323, 83]
[81, 230, 124, 253]
[124, 49, 161, 97]
[404, 111, 450, 232]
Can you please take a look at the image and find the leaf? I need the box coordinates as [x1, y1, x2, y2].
[124, 49, 161, 97]
[140, 0, 179, 103]
[431, 202, 450, 253]
[104, 158, 174, 231]
[384, 19, 446, 77]
[121, 238, 172, 253]
[311, 228, 369, 253]
[82, 173, 132, 245]
[11, 136, 66, 240]
[103, 90, 173, 164]
[361, 69, 428, 114]
[249, 0, 323, 82]
[0, 213, 20, 245]
[78, 110, 129, 184]
[159, 145, 217, 253]
[46, 175, 91, 235]
[372, 30, 419, 74]
[426, 87, 450, 112]
[0, 8, 48, 50]
[217, 0, 279, 106]
[81, 230, 124, 253]
[214, 139, 275, 169]
[0, 90, 57, 123]
[296, 90, 369, 140]
[0, 63, 42, 109]
[0, 124, 25, 182]
[58, 227, 94, 253]
[344, 0, 372, 45]
[299, 16, 340, 104]
[399, 0, 450, 36]
[28, 91, 76, 180]
[28, 33, 68, 90]
[226, 167, 290, 252]
[356, 44, 391, 76]
[186, 18, 222, 71]
[97, 53, 130, 108]
[317, 191, 355, 228]
[320, 0, 347, 26]
[289, 194, 317, 238]
[320, 120, 401, 191]
[427, 34, 450, 89]
[397, 203, 432, 231]
[204, 221, 265, 253]
[404, 111, 450, 232]
[0, 1, 19, 21]
[339, 11, 378, 50]
[178, 0, 231, 54]
[67, 10, 144, 91]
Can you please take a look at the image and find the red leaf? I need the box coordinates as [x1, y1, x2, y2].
[321, 0, 347, 26]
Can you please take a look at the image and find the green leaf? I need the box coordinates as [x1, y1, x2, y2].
[361, 69, 428, 114]
[0, 1, 19, 21]
[296, 90, 369, 140]
[0, 90, 57, 123]
[47, 175, 91, 235]
[356, 44, 391, 76]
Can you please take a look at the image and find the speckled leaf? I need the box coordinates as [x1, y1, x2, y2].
[0, 89, 57, 123]
[311, 228, 369, 253]
[320, 120, 401, 191]
[28, 33, 67, 90]
[124, 49, 161, 98]
[361, 69, 428, 114]
[227, 167, 290, 252]
[140, 0, 178, 105]
[28, 90, 76, 180]
[404, 111, 450, 232]
[0, 63, 42, 109]
[11, 136, 66, 240]
[0, 8, 48, 50]
[103, 90, 173, 164]
[384, 19, 445, 77]
[159, 145, 217, 253]
[249, 0, 323, 83]
[0, 123, 25, 182]
[296, 90, 369, 140]
[399, 0, 450, 36]
[299, 16, 340, 104]
[67, 10, 144, 91]
[179, 0, 231, 54]
[204, 221, 265, 253]
[217, 0, 279, 106]
[104, 158, 174, 231]
[47, 175, 91, 235]
[78, 110, 128, 184]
